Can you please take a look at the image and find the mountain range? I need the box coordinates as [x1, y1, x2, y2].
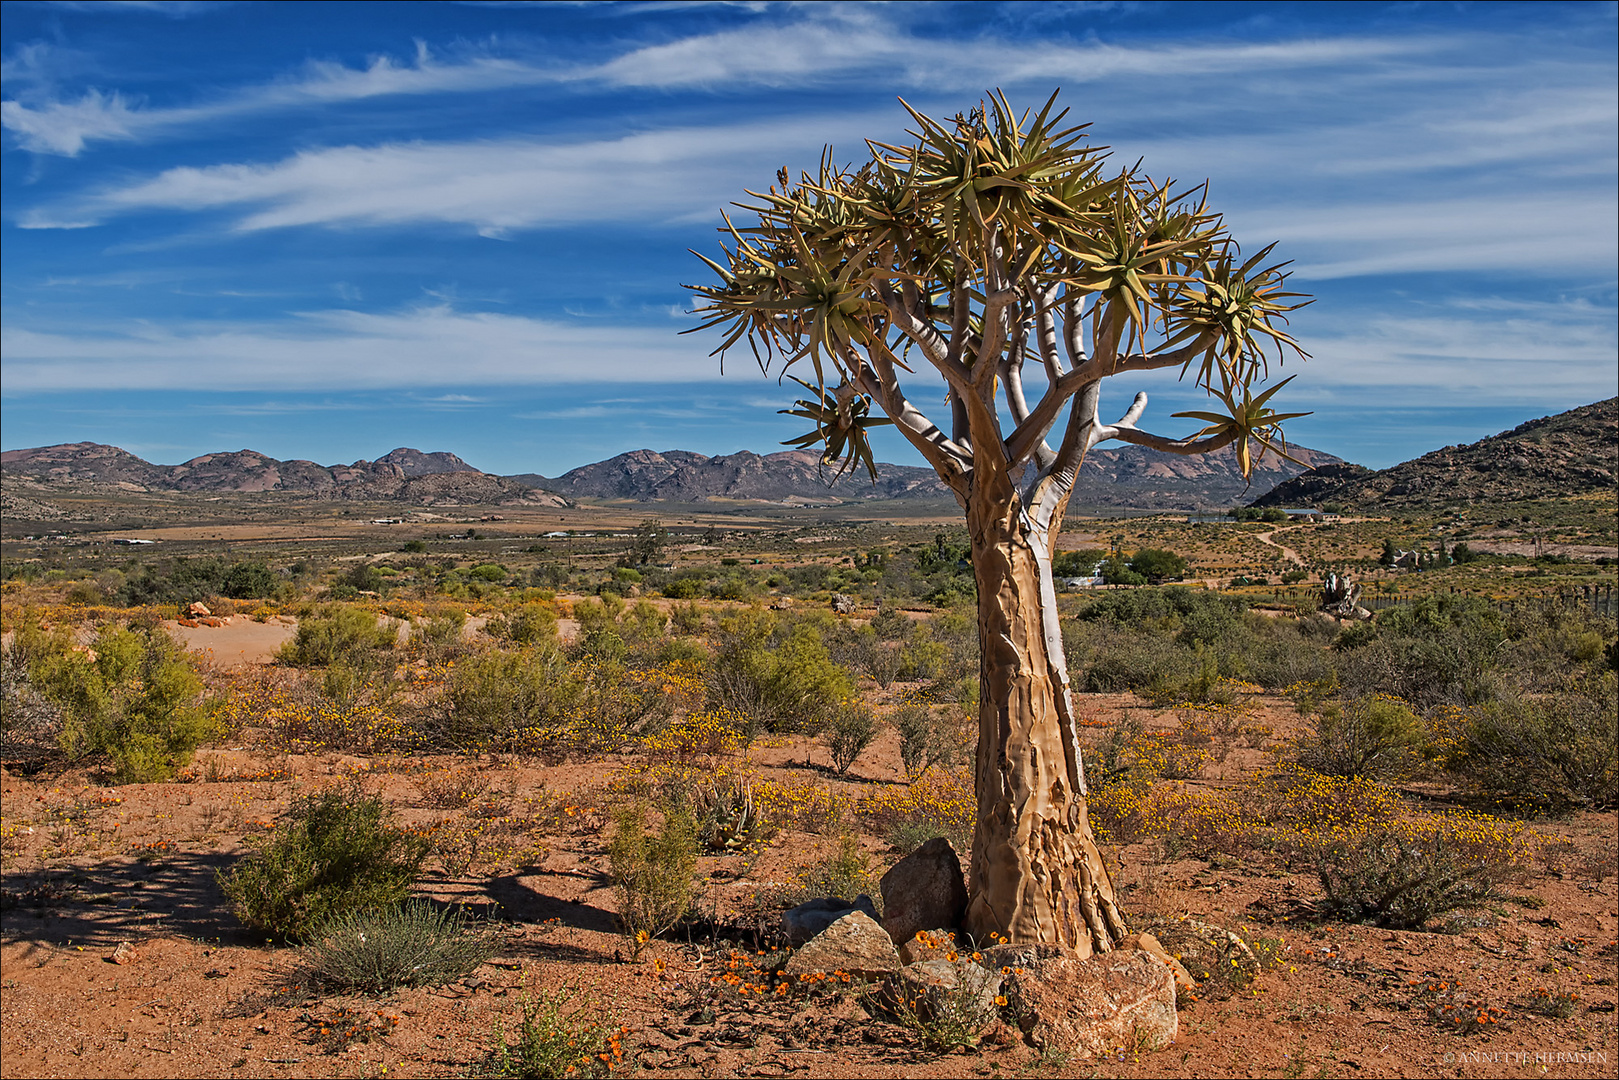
[2, 439, 1342, 512]
[1254, 397, 1616, 509]
[517, 441, 1345, 508]
[0, 444, 561, 508]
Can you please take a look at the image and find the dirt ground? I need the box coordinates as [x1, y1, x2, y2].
[2, 681, 1616, 1079]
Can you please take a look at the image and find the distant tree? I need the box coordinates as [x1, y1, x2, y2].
[688, 92, 1309, 950]
[220, 561, 278, 599]
[630, 519, 670, 566]
[1099, 555, 1147, 586]
[1052, 548, 1106, 577]
[1127, 548, 1187, 582]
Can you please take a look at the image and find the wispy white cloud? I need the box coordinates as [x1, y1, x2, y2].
[1241, 193, 1619, 280]
[44, 1, 233, 15]
[588, 7, 1428, 91]
[17, 116, 879, 232]
[0, 10, 1441, 157]
[1293, 300, 1618, 406]
[0, 304, 729, 391]
[2, 41, 563, 155]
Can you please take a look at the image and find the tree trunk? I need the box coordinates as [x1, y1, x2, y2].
[962, 479, 1127, 954]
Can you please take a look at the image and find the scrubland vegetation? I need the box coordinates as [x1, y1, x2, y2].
[2, 505, 1615, 1075]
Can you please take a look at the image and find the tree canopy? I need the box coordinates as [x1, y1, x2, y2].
[688, 90, 1311, 512]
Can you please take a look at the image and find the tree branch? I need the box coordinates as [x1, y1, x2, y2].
[1002, 340, 1056, 472]
[849, 349, 973, 494]
[1031, 284, 1065, 388]
[1008, 331, 1215, 467]
[1061, 291, 1086, 370]
[1088, 390, 1237, 456]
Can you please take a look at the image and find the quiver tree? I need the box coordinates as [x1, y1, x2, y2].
[688, 92, 1310, 953]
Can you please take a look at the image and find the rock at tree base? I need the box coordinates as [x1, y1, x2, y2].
[983, 945, 1177, 1059]
[783, 910, 901, 980]
[880, 958, 1003, 1029]
[781, 894, 879, 944]
[897, 928, 968, 966]
[879, 836, 968, 946]
[1119, 931, 1197, 995]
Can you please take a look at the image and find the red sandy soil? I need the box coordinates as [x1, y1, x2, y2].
[3, 686, 1616, 1078]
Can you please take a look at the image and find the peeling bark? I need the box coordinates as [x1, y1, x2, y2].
[963, 467, 1126, 954]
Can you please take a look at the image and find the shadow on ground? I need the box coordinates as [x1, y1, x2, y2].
[1, 849, 249, 946]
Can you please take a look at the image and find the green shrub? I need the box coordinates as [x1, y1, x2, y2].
[1313, 827, 1509, 931]
[278, 605, 397, 667]
[1454, 678, 1617, 813]
[1052, 548, 1106, 577]
[488, 603, 558, 646]
[707, 615, 852, 734]
[869, 606, 911, 640]
[220, 561, 278, 599]
[668, 600, 707, 633]
[0, 637, 65, 768]
[607, 803, 699, 957]
[1099, 556, 1147, 586]
[118, 556, 267, 608]
[824, 699, 878, 775]
[470, 563, 509, 583]
[894, 703, 962, 783]
[415, 608, 467, 650]
[886, 818, 953, 857]
[219, 786, 430, 941]
[897, 629, 948, 683]
[65, 579, 107, 605]
[851, 625, 904, 688]
[791, 834, 880, 910]
[1295, 695, 1425, 780]
[617, 600, 668, 657]
[1129, 548, 1187, 581]
[877, 939, 1002, 1052]
[478, 989, 627, 1079]
[663, 577, 705, 600]
[300, 900, 496, 993]
[1066, 620, 1198, 695]
[1076, 586, 1248, 646]
[19, 621, 211, 782]
[423, 643, 580, 752]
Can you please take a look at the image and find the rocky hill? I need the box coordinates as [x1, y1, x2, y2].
[1253, 398, 1617, 509]
[520, 441, 1341, 509]
[0, 443, 565, 508]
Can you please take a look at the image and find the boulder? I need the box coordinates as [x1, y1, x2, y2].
[988, 945, 1177, 1059]
[1118, 931, 1197, 995]
[879, 836, 968, 946]
[880, 957, 1003, 1029]
[830, 593, 857, 614]
[781, 894, 879, 944]
[897, 928, 968, 966]
[783, 910, 901, 980]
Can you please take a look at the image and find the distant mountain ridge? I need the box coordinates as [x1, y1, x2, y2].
[0, 443, 561, 507]
[1254, 398, 1617, 509]
[517, 441, 1344, 509]
[3, 437, 1344, 510]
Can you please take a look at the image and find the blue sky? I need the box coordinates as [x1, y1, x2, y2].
[3, 1, 1615, 478]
